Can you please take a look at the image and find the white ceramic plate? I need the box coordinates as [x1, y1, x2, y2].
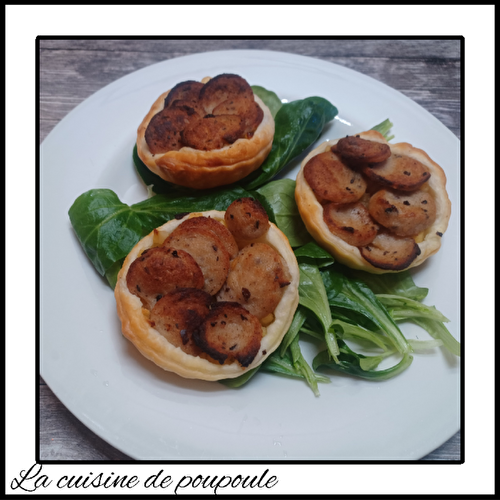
[40, 50, 460, 460]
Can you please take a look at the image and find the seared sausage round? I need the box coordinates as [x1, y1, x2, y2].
[176, 216, 239, 259]
[368, 189, 437, 236]
[181, 115, 244, 151]
[164, 80, 204, 108]
[145, 106, 198, 154]
[323, 202, 379, 247]
[359, 232, 421, 270]
[336, 135, 391, 167]
[199, 74, 254, 114]
[193, 301, 262, 367]
[126, 247, 204, 309]
[224, 197, 270, 241]
[150, 288, 212, 356]
[163, 225, 230, 295]
[304, 150, 367, 204]
[362, 154, 431, 191]
[216, 242, 291, 319]
[212, 95, 263, 138]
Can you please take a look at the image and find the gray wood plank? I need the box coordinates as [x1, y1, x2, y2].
[39, 39, 461, 462]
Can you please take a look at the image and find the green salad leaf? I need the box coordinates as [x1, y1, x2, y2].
[409, 318, 461, 357]
[293, 241, 335, 268]
[296, 262, 332, 335]
[251, 85, 283, 118]
[345, 267, 428, 302]
[321, 266, 412, 354]
[313, 340, 413, 381]
[219, 366, 261, 388]
[377, 294, 450, 323]
[256, 179, 312, 247]
[371, 118, 395, 142]
[279, 306, 308, 356]
[68, 189, 144, 277]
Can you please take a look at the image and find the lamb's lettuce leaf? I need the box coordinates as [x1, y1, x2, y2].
[256, 179, 312, 247]
[251, 85, 283, 118]
[68, 189, 144, 277]
[408, 318, 460, 357]
[279, 306, 308, 357]
[344, 267, 428, 302]
[371, 118, 394, 142]
[296, 262, 332, 336]
[377, 294, 450, 323]
[293, 241, 334, 268]
[320, 266, 411, 354]
[313, 340, 413, 381]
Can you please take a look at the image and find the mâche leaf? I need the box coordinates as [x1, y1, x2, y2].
[320, 266, 411, 354]
[219, 366, 261, 388]
[371, 118, 395, 142]
[313, 340, 413, 381]
[297, 262, 332, 335]
[257, 179, 312, 247]
[280, 306, 308, 357]
[377, 294, 450, 323]
[68, 189, 144, 276]
[294, 241, 335, 268]
[251, 85, 283, 118]
[345, 267, 429, 301]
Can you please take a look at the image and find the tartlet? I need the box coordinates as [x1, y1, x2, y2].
[114, 210, 299, 380]
[295, 130, 452, 273]
[136, 75, 275, 190]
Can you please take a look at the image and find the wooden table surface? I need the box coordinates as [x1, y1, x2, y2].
[39, 38, 461, 461]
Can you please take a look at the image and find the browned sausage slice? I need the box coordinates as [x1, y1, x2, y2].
[323, 202, 379, 246]
[336, 135, 391, 167]
[164, 80, 204, 108]
[199, 74, 254, 114]
[145, 106, 197, 154]
[126, 247, 204, 309]
[368, 189, 437, 236]
[175, 216, 239, 259]
[181, 115, 244, 151]
[304, 150, 367, 204]
[212, 95, 263, 138]
[359, 232, 421, 270]
[150, 288, 212, 356]
[216, 243, 291, 319]
[193, 302, 262, 367]
[224, 197, 270, 241]
[362, 154, 431, 191]
[168, 100, 205, 117]
[163, 226, 230, 295]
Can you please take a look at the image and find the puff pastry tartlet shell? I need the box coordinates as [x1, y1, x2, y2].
[295, 130, 452, 273]
[136, 79, 275, 190]
[114, 211, 299, 380]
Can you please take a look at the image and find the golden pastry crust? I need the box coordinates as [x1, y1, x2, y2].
[136, 78, 275, 190]
[114, 211, 299, 380]
[295, 130, 452, 273]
